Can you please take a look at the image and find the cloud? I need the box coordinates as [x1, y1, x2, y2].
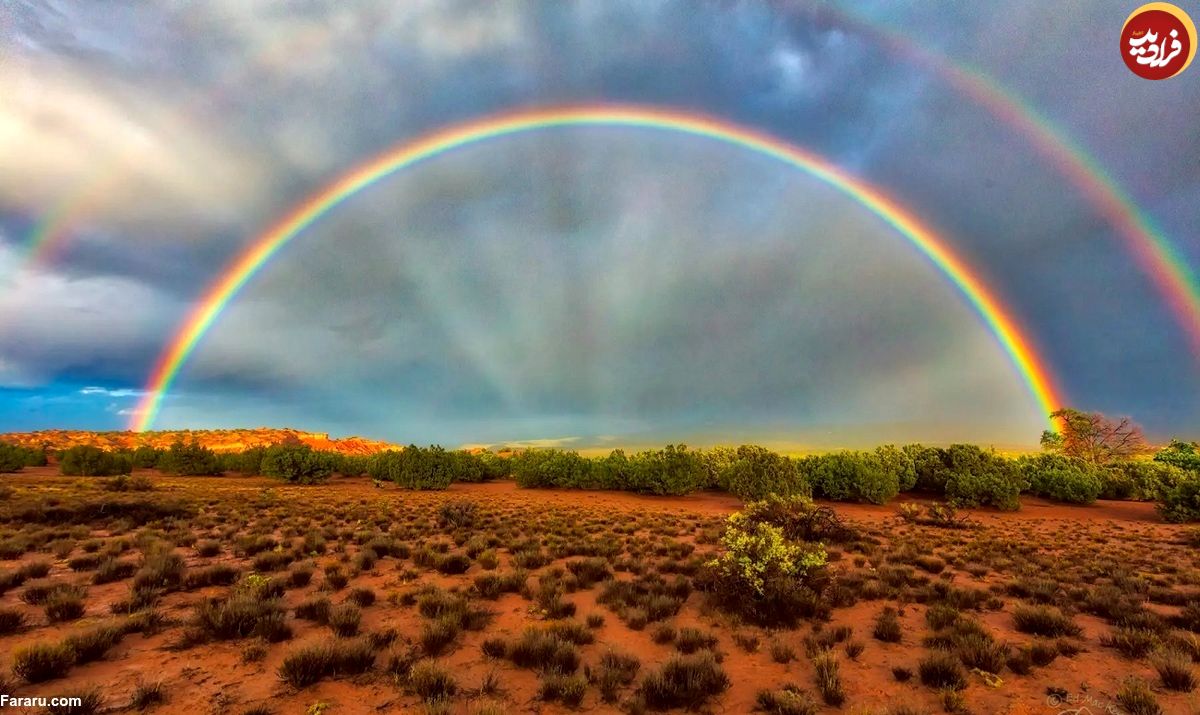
[0, 240, 177, 388]
[80, 386, 149, 398]
[0, 57, 268, 229]
[0, 0, 1196, 441]
[460, 436, 580, 451]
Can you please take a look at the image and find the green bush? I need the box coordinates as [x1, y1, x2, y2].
[477, 451, 510, 481]
[627, 445, 704, 496]
[511, 445, 792, 498]
[441, 451, 484, 482]
[0, 443, 47, 473]
[897, 444, 1022, 509]
[510, 449, 594, 489]
[804, 452, 898, 505]
[1102, 461, 1185, 501]
[343, 455, 371, 477]
[59, 446, 129, 477]
[702, 506, 828, 627]
[593, 449, 635, 490]
[875, 444, 917, 491]
[700, 446, 739, 491]
[1157, 472, 1200, 523]
[1019, 454, 1104, 504]
[940, 444, 1023, 510]
[723, 445, 808, 501]
[736, 494, 854, 542]
[261, 445, 333, 484]
[368, 446, 458, 490]
[130, 446, 162, 469]
[1155, 440, 1200, 472]
[222, 447, 267, 475]
[157, 441, 222, 476]
[905, 443, 950, 493]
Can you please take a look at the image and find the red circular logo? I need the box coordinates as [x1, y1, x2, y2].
[1122, 3, 1197, 79]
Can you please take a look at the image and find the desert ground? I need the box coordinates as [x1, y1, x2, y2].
[1, 468, 1198, 715]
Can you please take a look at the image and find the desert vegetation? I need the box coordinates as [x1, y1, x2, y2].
[0, 415, 1198, 711]
[6, 411, 1199, 523]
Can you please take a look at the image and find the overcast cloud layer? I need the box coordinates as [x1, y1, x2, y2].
[0, 1, 1197, 448]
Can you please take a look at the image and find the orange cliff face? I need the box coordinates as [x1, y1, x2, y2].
[0, 428, 398, 455]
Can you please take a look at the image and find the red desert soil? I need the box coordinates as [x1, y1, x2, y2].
[0, 471, 1196, 714]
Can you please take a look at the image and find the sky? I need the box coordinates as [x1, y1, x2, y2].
[0, 0, 1197, 450]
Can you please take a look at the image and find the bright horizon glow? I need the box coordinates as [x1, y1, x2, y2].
[132, 104, 1065, 433]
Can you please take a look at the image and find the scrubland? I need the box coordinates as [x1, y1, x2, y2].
[0, 461, 1198, 714]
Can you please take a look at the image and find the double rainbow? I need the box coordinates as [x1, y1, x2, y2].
[13, 10, 1199, 366]
[131, 105, 1063, 430]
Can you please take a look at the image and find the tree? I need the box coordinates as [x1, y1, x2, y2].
[508, 448, 592, 488]
[627, 445, 704, 496]
[875, 444, 917, 492]
[595, 449, 634, 490]
[700, 446, 739, 490]
[1018, 453, 1104, 504]
[941, 443, 1024, 510]
[723, 445, 808, 501]
[1154, 439, 1200, 472]
[59, 446, 129, 477]
[804, 452, 898, 505]
[131, 446, 163, 469]
[261, 445, 333, 484]
[1041, 408, 1148, 465]
[369, 445, 457, 490]
[0, 443, 46, 473]
[157, 441, 222, 476]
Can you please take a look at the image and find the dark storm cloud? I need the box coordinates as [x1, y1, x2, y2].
[0, 0, 1196, 442]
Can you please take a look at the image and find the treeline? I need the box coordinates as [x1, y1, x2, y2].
[30, 441, 507, 489]
[509, 444, 717, 496]
[365, 446, 507, 489]
[5, 437, 1199, 522]
[0, 441, 359, 481]
[506, 442, 1200, 522]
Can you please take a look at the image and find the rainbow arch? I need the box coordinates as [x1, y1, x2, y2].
[830, 9, 1200, 357]
[14, 13, 1198, 367]
[131, 104, 1064, 430]
[0, 22, 340, 289]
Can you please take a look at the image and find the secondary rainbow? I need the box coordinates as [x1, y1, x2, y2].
[132, 104, 1064, 430]
[842, 12, 1200, 357]
[15, 19, 1198, 364]
[11, 16, 1200, 362]
[0, 23, 340, 289]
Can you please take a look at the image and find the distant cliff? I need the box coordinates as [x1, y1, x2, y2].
[0, 428, 398, 455]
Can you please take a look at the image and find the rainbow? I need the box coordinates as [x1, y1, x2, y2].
[837, 10, 1200, 357]
[13, 15, 1199, 365]
[0, 22, 337, 290]
[132, 104, 1064, 430]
